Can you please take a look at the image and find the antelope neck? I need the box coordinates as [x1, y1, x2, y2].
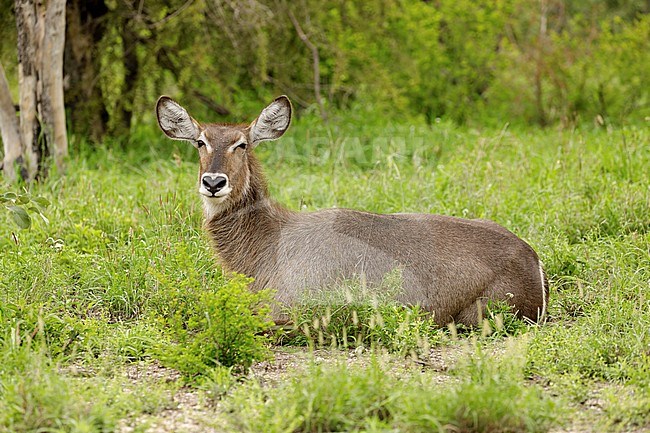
[204, 159, 294, 278]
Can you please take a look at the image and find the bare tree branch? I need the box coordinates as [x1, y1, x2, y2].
[151, 0, 195, 28]
[191, 90, 231, 116]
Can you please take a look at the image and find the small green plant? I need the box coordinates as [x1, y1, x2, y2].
[0, 190, 50, 229]
[153, 274, 274, 376]
[481, 300, 530, 339]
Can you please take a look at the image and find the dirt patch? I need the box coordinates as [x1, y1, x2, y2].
[117, 361, 217, 433]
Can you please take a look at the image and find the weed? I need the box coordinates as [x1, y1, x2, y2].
[482, 300, 530, 338]
[0, 190, 50, 230]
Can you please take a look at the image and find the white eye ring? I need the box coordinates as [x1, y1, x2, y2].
[197, 139, 206, 148]
[229, 140, 248, 152]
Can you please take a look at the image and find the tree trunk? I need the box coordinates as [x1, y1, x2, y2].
[0, 63, 22, 181]
[15, 0, 40, 180]
[6, 0, 69, 181]
[41, 0, 68, 173]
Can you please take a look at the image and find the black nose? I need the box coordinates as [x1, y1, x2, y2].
[202, 175, 228, 194]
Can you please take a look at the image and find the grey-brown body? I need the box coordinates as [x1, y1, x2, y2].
[206, 183, 546, 326]
[156, 95, 548, 326]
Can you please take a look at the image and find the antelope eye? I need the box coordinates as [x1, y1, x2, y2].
[196, 139, 206, 148]
[236, 141, 247, 150]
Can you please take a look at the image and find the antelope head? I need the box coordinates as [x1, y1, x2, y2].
[156, 95, 292, 215]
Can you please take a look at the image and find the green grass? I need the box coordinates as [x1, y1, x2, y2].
[278, 270, 445, 354]
[224, 343, 559, 433]
[1, 118, 649, 431]
[0, 342, 173, 432]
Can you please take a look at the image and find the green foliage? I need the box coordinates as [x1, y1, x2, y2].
[482, 300, 530, 339]
[153, 274, 274, 376]
[0, 300, 82, 358]
[3, 0, 647, 142]
[0, 190, 50, 229]
[527, 233, 650, 387]
[283, 279, 529, 355]
[602, 385, 650, 430]
[1, 142, 274, 377]
[0, 343, 162, 433]
[225, 345, 559, 433]
[488, 5, 650, 126]
[0, 349, 107, 432]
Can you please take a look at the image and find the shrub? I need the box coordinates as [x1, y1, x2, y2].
[152, 273, 274, 376]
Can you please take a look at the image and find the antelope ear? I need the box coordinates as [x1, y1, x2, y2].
[248, 96, 292, 146]
[156, 96, 200, 141]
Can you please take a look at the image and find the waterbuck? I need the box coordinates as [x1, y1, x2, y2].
[156, 95, 548, 326]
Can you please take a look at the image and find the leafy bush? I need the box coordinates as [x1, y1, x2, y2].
[153, 273, 274, 376]
[0, 190, 50, 229]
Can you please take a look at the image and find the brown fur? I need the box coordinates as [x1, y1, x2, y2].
[156, 96, 548, 326]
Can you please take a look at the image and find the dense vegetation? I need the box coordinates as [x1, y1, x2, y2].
[1, 0, 649, 139]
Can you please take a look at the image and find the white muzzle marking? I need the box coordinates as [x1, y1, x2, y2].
[199, 172, 232, 198]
